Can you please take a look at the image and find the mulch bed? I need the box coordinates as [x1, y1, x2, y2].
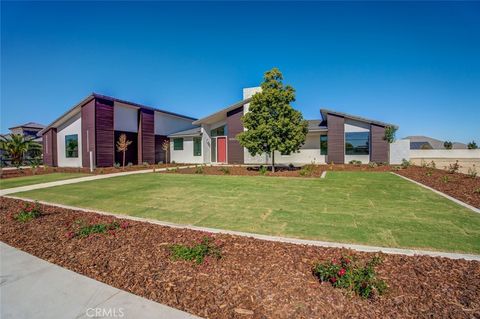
[162, 164, 391, 178]
[1, 197, 479, 318]
[0, 164, 178, 179]
[396, 166, 480, 208]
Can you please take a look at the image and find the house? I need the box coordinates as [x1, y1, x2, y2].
[404, 136, 467, 150]
[40, 89, 397, 168]
[7, 122, 45, 143]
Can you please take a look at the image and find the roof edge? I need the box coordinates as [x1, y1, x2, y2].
[320, 108, 398, 129]
[192, 98, 251, 125]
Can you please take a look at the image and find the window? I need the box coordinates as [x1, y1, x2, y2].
[345, 132, 370, 155]
[210, 125, 226, 137]
[320, 135, 328, 155]
[65, 134, 78, 158]
[193, 137, 202, 156]
[173, 138, 184, 151]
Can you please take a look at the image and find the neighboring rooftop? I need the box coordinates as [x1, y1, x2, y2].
[307, 119, 328, 132]
[404, 136, 468, 150]
[8, 122, 45, 130]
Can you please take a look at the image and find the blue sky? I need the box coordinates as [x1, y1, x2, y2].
[1, 1, 479, 142]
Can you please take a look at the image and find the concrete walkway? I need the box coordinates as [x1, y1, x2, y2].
[0, 165, 196, 196]
[0, 242, 200, 319]
[6, 196, 480, 262]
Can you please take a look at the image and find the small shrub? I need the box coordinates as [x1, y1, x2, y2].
[288, 163, 295, 170]
[69, 219, 120, 238]
[14, 201, 42, 222]
[349, 160, 362, 166]
[258, 165, 268, 175]
[313, 255, 387, 299]
[425, 169, 433, 177]
[447, 161, 460, 174]
[219, 167, 230, 175]
[442, 176, 449, 183]
[474, 188, 480, 194]
[401, 159, 411, 169]
[170, 237, 221, 264]
[368, 162, 378, 168]
[299, 164, 315, 176]
[127, 162, 133, 167]
[171, 160, 176, 164]
[114, 162, 121, 169]
[428, 160, 436, 169]
[142, 161, 149, 167]
[195, 165, 205, 174]
[157, 161, 164, 165]
[467, 165, 477, 178]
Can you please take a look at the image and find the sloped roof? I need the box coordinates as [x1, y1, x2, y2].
[192, 98, 252, 125]
[307, 119, 328, 132]
[9, 122, 45, 130]
[168, 127, 201, 137]
[320, 109, 397, 129]
[404, 136, 467, 149]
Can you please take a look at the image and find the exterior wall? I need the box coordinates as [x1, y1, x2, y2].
[154, 112, 195, 135]
[114, 131, 138, 165]
[42, 128, 57, 166]
[226, 106, 244, 164]
[202, 120, 226, 163]
[169, 136, 204, 164]
[370, 124, 388, 163]
[389, 139, 410, 164]
[327, 114, 345, 164]
[56, 113, 82, 167]
[410, 149, 480, 174]
[155, 135, 169, 164]
[81, 99, 96, 169]
[95, 98, 115, 167]
[138, 109, 155, 164]
[114, 102, 138, 133]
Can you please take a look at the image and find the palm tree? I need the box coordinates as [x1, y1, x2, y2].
[0, 134, 42, 168]
[116, 134, 132, 168]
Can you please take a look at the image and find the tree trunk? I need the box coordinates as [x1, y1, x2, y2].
[271, 151, 275, 173]
[122, 150, 126, 168]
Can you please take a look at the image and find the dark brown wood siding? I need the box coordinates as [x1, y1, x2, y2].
[155, 135, 169, 164]
[95, 98, 114, 167]
[327, 114, 345, 164]
[370, 124, 388, 163]
[81, 99, 96, 168]
[138, 109, 155, 164]
[42, 128, 57, 166]
[226, 106, 244, 164]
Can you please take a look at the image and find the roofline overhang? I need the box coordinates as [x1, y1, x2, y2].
[320, 108, 398, 129]
[192, 98, 251, 125]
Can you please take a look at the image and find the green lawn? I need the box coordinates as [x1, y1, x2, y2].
[0, 173, 89, 190]
[13, 172, 480, 254]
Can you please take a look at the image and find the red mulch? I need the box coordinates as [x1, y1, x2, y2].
[0, 164, 178, 179]
[1, 197, 479, 319]
[396, 166, 480, 208]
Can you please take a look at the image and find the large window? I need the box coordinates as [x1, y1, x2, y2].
[173, 138, 184, 151]
[65, 134, 78, 158]
[320, 135, 328, 155]
[210, 125, 226, 137]
[193, 137, 202, 156]
[345, 132, 370, 155]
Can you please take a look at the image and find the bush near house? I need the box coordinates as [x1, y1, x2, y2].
[170, 236, 222, 264]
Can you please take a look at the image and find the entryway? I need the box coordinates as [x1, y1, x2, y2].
[211, 136, 227, 163]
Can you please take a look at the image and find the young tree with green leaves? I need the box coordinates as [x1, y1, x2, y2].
[444, 141, 453, 150]
[237, 68, 308, 172]
[0, 134, 42, 168]
[116, 134, 132, 168]
[468, 141, 478, 149]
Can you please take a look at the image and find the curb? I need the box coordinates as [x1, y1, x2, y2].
[5, 196, 480, 261]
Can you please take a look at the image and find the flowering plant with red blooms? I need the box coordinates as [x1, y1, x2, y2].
[14, 201, 42, 222]
[313, 255, 387, 299]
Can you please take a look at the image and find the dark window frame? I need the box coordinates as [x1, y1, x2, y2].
[320, 135, 328, 155]
[193, 137, 202, 156]
[65, 134, 79, 158]
[173, 138, 184, 151]
[345, 132, 370, 155]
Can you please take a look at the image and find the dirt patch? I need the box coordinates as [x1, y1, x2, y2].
[396, 166, 480, 208]
[0, 164, 179, 179]
[1, 197, 479, 318]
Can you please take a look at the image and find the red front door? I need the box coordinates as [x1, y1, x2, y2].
[217, 137, 227, 163]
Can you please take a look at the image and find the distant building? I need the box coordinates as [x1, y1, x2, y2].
[7, 122, 45, 143]
[404, 136, 467, 150]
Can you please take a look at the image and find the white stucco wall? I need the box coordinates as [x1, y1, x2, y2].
[114, 102, 138, 132]
[57, 113, 82, 167]
[390, 139, 410, 164]
[155, 112, 195, 136]
[410, 149, 480, 159]
[169, 136, 204, 164]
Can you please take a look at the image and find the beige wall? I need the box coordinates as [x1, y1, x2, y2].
[410, 158, 479, 174]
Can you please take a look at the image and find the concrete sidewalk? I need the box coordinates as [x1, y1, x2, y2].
[0, 242, 200, 319]
[0, 165, 196, 196]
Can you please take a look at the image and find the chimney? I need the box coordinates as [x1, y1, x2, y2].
[242, 87, 261, 114]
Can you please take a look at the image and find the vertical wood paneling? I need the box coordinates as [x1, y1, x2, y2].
[370, 124, 388, 163]
[81, 99, 96, 168]
[138, 109, 155, 164]
[155, 135, 169, 164]
[327, 114, 345, 164]
[42, 129, 57, 166]
[226, 106, 244, 164]
[95, 98, 114, 167]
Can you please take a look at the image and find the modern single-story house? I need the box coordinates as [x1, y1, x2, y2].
[40, 88, 397, 168]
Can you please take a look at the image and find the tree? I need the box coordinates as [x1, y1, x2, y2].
[468, 141, 478, 149]
[161, 139, 170, 163]
[383, 126, 397, 143]
[444, 141, 453, 150]
[116, 134, 132, 168]
[237, 68, 308, 172]
[0, 134, 41, 168]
